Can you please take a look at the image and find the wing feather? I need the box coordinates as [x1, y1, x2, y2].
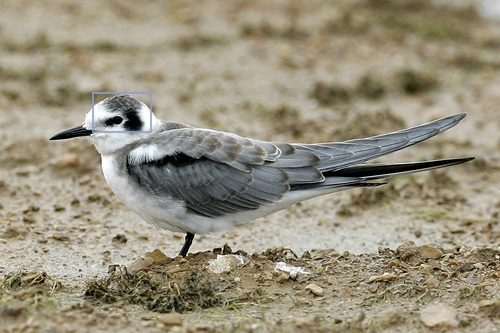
[296, 113, 466, 172]
[125, 113, 469, 219]
[126, 128, 321, 218]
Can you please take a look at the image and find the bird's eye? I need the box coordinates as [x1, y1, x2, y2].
[105, 116, 124, 127]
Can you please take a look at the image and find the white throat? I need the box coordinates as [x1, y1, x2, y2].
[89, 132, 148, 156]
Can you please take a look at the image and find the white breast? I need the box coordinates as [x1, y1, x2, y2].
[99, 154, 189, 233]
[98, 154, 337, 236]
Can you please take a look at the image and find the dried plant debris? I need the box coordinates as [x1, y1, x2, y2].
[309, 81, 351, 106]
[85, 241, 500, 326]
[397, 69, 439, 95]
[0, 270, 62, 315]
[174, 34, 228, 52]
[2, 243, 500, 330]
[240, 21, 309, 40]
[309, 69, 439, 107]
[356, 75, 387, 99]
[84, 247, 310, 313]
[85, 266, 223, 313]
[2, 270, 62, 293]
[353, 0, 477, 41]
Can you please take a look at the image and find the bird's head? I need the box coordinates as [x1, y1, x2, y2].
[50, 94, 160, 155]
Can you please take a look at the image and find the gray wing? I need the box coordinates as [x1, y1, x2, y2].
[126, 114, 469, 217]
[126, 128, 324, 218]
[294, 113, 467, 171]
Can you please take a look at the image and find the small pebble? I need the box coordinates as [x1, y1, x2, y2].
[478, 299, 500, 317]
[37, 237, 48, 244]
[420, 303, 458, 327]
[473, 263, 484, 270]
[127, 256, 154, 273]
[465, 247, 498, 262]
[426, 259, 441, 270]
[276, 272, 289, 283]
[305, 283, 324, 296]
[50, 232, 70, 242]
[146, 249, 170, 264]
[459, 263, 473, 272]
[368, 273, 397, 283]
[368, 282, 380, 293]
[371, 308, 404, 329]
[395, 241, 420, 264]
[420, 243, 443, 259]
[158, 313, 182, 326]
[420, 264, 433, 274]
[53, 204, 66, 212]
[425, 277, 440, 288]
[207, 254, 244, 274]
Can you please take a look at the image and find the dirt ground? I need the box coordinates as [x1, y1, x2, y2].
[1, 0, 500, 332]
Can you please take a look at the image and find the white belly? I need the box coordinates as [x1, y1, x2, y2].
[98, 155, 343, 235]
[100, 155, 190, 233]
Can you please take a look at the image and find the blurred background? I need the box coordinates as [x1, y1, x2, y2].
[0, 0, 499, 279]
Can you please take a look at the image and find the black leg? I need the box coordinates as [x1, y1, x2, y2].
[178, 232, 195, 257]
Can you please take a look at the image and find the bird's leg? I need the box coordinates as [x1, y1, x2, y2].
[178, 232, 195, 257]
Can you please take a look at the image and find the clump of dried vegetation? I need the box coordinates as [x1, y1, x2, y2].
[84, 266, 223, 313]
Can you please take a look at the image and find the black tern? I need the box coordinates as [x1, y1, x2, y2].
[50, 94, 474, 257]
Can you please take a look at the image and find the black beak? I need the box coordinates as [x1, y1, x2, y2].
[50, 125, 93, 140]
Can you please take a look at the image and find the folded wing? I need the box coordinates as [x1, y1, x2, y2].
[126, 128, 323, 217]
[126, 114, 472, 218]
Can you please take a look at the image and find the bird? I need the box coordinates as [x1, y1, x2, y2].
[50, 94, 474, 257]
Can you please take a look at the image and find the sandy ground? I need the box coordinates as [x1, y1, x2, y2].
[1, 0, 500, 332]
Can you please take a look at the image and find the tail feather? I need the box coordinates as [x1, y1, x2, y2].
[291, 157, 473, 191]
[328, 157, 474, 180]
[296, 113, 468, 172]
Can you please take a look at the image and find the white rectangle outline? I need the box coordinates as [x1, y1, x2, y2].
[91, 92, 153, 134]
